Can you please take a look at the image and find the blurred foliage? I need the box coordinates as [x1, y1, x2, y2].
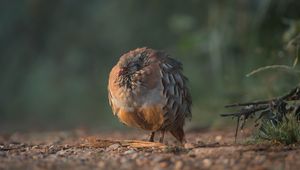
[0, 0, 300, 131]
[254, 114, 300, 145]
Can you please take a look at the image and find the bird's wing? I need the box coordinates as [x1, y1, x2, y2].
[159, 55, 192, 129]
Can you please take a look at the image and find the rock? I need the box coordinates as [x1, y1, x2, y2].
[63, 144, 70, 149]
[229, 159, 235, 166]
[184, 143, 195, 149]
[131, 153, 139, 159]
[48, 145, 55, 150]
[189, 153, 196, 158]
[120, 157, 130, 164]
[159, 161, 169, 168]
[106, 144, 120, 151]
[0, 151, 6, 157]
[153, 156, 166, 163]
[222, 158, 229, 164]
[57, 150, 67, 156]
[136, 158, 148, 166]
[124, 149, 135, 155]
[203, 158, 212, 167]
[254, 155, 266, 164]
[174, 161, 184, 170]
[97, 161, 106, 168]
[215, 135, 222, 142]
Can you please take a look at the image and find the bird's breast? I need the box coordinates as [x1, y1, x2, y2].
[117, 104, 165, 131]
[111, 80, 164, 110]
[109, 82, 166, 130]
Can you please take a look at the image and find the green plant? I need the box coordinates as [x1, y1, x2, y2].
[254, 115, 300, 145]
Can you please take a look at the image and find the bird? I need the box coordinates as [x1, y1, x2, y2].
[108, 47, 192, 144]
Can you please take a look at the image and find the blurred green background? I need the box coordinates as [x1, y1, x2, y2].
[1, 0, 300, 132]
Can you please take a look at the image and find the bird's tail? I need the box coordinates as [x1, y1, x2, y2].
[170, 126, 186, 144]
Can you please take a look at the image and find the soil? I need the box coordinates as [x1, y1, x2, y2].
[0, 128, 299, 170]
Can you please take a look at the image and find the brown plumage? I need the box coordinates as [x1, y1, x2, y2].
[108, 47, 192, 143]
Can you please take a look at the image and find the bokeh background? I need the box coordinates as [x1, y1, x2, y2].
[1, 0, 300, 132]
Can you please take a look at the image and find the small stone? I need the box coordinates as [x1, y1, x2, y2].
[174, 161, 184, 170]
[124, 149, 135, 155]
[106, 144, 120, 151]
[83, 151, 93, 157]
[159, 161, 169, 168]
[254, 155, 266, 164]
[184, 143, 195, 149]
[203, 158, 212, 167]
[64, 144, 70, 149]
[229, 159, 235, 166]
[153, 156, 166, 163]
[131, 153, 139, 159]
[215, 135, 222, 142]
[189, 153, 196, 158]
[136, 158, 146, 166]
[120, 157, 130, 164]
[57, 150, 67, 156]
[222, 158, 229, 164]
[97, 161, 105, 168]
[0, 151, 6, 157]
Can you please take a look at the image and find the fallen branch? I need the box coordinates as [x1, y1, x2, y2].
[221, 86, 300, 142]
[79, 137, 167, 149]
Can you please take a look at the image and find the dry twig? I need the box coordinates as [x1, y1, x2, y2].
[221, 86, 300, 142]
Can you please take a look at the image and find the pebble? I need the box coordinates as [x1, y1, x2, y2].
[106, 144, 120, 151]
[131, 153, 139, 159]
[229, 159, 235, 166]
[120, 157, 130, 164]
[63, 144, 70, 149]
[57, 150, 67, 156]
[48, 145, 55, 150]
[124, 149, 135, 155]
[189, 153, 196, 158]
[0, 151, 6, 157]
[174, 161, 184, 170]
[215, 135, 223, 142]
[136, 158, 147, 166]
[153, 156, 166, 163]
[222, 158, 229, 164]
[203, 158, 212, 167]
[97, 161, 106, 168]
[184, 143, 195, 149]
[159, 161, 169, 168]
[254, 155, 266, 164]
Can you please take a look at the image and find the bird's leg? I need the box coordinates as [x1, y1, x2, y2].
[149, 132, 155, 142]
[159, 130, 165, 143]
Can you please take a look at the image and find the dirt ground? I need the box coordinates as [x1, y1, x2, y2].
[0, 128, 300, 170]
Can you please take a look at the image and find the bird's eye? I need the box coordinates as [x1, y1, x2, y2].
[127, 61, 138, 67]
[135, 63, 141, 69]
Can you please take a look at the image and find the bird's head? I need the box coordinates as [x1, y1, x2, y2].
[118, 48, 149, 77]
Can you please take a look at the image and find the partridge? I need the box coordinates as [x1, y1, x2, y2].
[108, 47, 192, 143]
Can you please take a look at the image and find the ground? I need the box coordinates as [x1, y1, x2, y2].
[0, 128, 300, 170]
